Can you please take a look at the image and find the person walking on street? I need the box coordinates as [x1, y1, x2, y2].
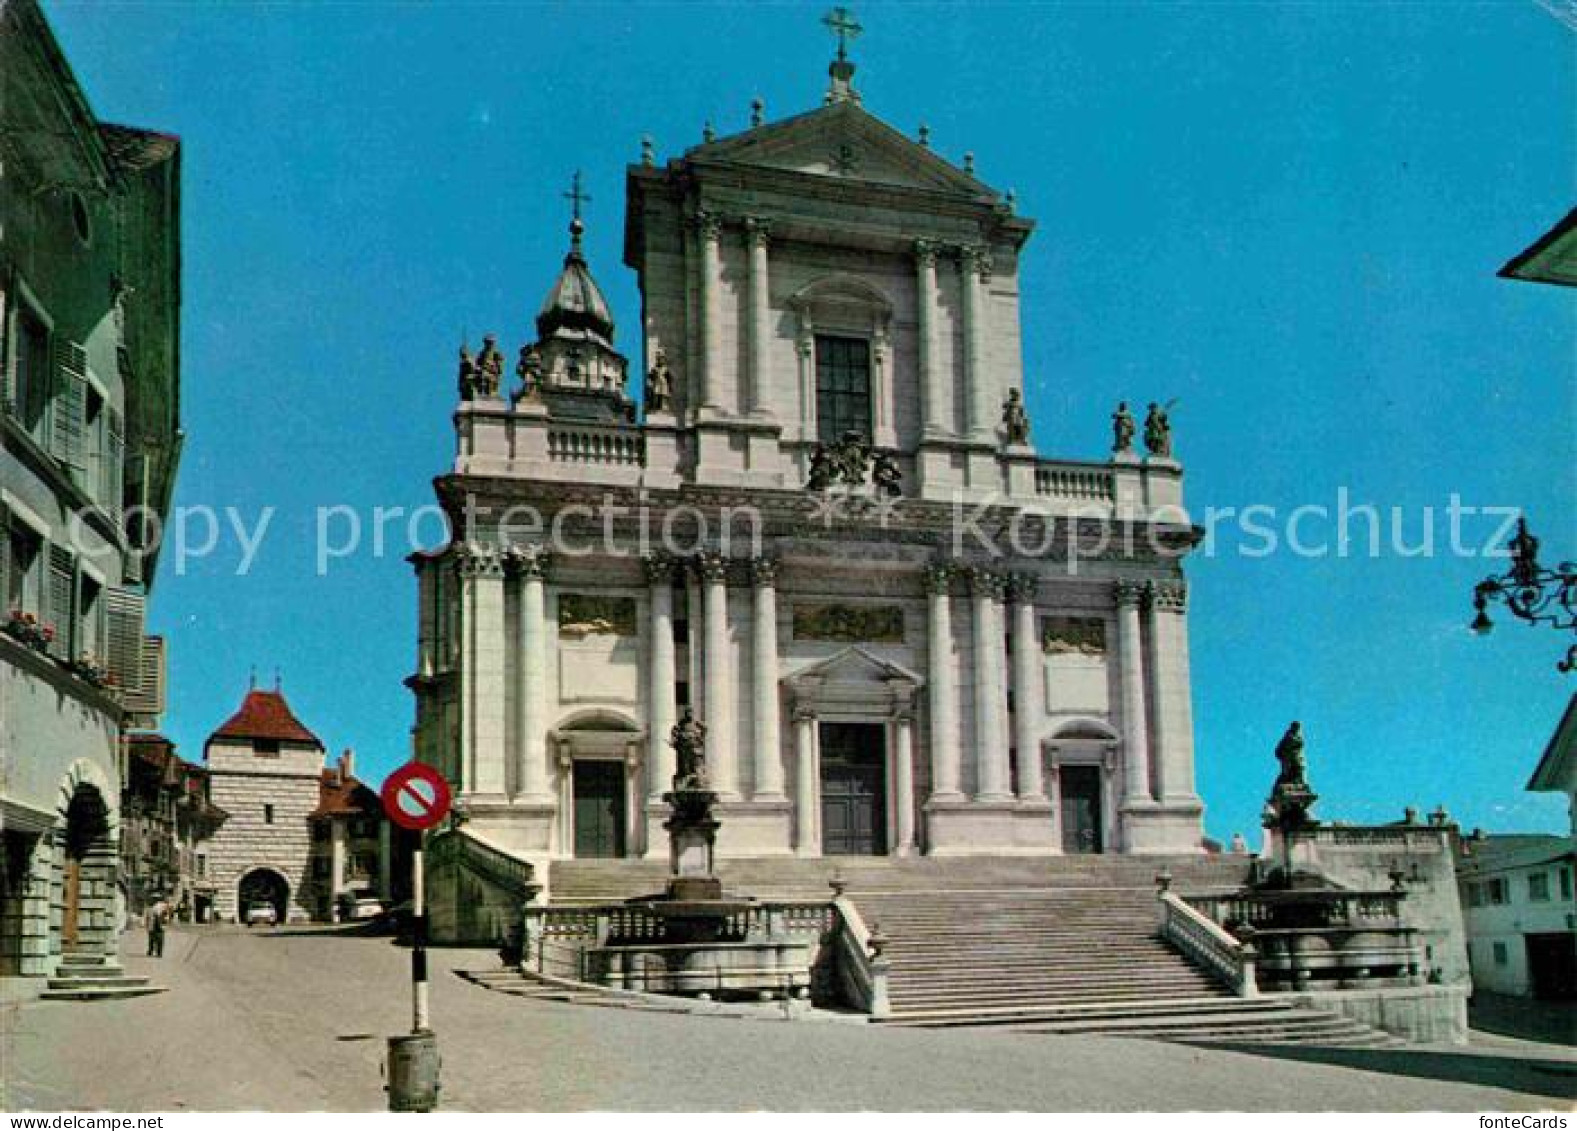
[145, 897, 169, 958]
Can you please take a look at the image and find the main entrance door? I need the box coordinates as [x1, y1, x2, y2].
[820, 723, 886, 856]
[573, 761, 626, 858]
[62, 859, 81, 950]
[1060, 765, 1104, 854]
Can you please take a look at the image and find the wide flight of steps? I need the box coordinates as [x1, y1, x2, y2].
[547, 855, 1396, 1047]
[39, 951, 165, 1001]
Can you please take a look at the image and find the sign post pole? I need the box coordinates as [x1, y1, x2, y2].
[412, 829, 428, 1032]
[380, 762, 452, 1113]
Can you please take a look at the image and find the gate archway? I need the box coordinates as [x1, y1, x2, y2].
[237, 868, 290, 925]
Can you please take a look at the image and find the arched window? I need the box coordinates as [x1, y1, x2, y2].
[789, 276, 895, 448]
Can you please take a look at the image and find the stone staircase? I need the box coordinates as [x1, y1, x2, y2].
[547, 855, 1397, 1047]
[40, 951, 165, 1002]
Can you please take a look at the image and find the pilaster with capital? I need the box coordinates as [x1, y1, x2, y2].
[456, 543, 507, 796]
[749, 557, 785, 800]
[914, 240, 944, 438]
[507, 544, 552, 800]
[643, 554, 677, 803]
[1114, 578, 1154, 808]
[923, 563, 963, 800]
[694, 552, 738, 797]
[792, 698, 820, 855]
[1145, 580, 1198, 806]
[694, 211, 724, 413]
[970, 567, 1012, 800]
[745, 217, 773, 419]
[1006, 572, 1045, 800]
[891, 684, 918, 855]
[959, 245, 993, 441]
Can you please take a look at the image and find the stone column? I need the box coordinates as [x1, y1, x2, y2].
[1007, 573, 1045, 800]
[1147, 581, 1199, 805]
[959, 245, 992, 442]
[696, 211, 723, 414]
[697, 552, 738, 798]
[891, 689, 917, 855]
[746, 217, 772, 418]
[644, 555, 677, 801]
[1115, 579, 1153, 804]
[330, 821, 347, 912]
[458, 544, 507, 796]
[924, 563, 963, 800]
[971, 568, 1012, 800]
[513, 546, 551, 800]
[914, 239, 944, 438]
[377, 820, 392, 902]
[750, 558, 785, 800]
[792, 703, 819, 855]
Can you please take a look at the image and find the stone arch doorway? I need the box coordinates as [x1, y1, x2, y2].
[237, 868, 290, 925]
[550, 710, 644, 858]
[58, 772, 117, 956]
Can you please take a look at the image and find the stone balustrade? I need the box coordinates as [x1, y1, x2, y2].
[1034, 460, 1116, 503]
[1158, 891, 1258, 997]
[546, 424, 646, 467]
[829, 894, 892, 1018]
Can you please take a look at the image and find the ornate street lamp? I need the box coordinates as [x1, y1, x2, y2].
[1471, 517, 1576, 672]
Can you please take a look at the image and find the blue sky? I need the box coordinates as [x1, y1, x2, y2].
[47, 1, 1574, 841]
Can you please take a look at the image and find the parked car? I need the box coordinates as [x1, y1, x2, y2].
[337, 893, 385, 921]
[244, 901, 278, 927]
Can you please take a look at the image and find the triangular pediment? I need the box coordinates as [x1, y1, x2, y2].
[690, 100, 995, 199]
[785, 645, 923, 689]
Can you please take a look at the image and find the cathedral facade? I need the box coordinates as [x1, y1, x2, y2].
[411, 56, 1205, 880]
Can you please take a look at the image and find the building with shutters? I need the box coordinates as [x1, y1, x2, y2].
[0, 0, 181, 982]
[413, 40, 1207, 930]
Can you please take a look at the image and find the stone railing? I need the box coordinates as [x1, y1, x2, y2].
[1159, 891, 1258, 997]
[428, 828, 538, 901]
[829, 895, 892, 1018]
[521, 900, 837, 983]
[1034, 460, 1116, 503]
[1185, 889, 1406, 931]
[546, 424, 645, 468]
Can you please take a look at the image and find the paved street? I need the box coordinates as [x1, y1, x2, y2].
[4, 926, 1573, 1112]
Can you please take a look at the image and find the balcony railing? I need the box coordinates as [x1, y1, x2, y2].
[1034, 461, 1116, 502]
[546, 424, 645, 468]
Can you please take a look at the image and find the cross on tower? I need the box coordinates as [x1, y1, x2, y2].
[563, 170, 592, 223]
[822, 6, 862, 62]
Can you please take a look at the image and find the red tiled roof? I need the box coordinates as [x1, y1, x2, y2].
[208, 689, 322, 747]
[312, 769, 382, 819]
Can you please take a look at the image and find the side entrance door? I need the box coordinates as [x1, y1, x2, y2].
[1526, 932, 1576, 1001]
[820, 723, 887, 856]
[573, 761, 626, 859]
[62, 858, 82, 949]
[1059, 765, 1104, 854]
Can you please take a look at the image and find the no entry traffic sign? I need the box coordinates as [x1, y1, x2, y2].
[382, 762, 452, 832]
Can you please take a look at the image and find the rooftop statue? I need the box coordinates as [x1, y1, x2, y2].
[1002, 388, 1030, 446]
[645, 349, 673, 414]
[1112, 401, 1136, 453]
[1273, 721, 1306, 790]
[1143, 401, 1172, 458]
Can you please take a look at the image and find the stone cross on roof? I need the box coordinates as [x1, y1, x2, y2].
[822, 6, 862, 62]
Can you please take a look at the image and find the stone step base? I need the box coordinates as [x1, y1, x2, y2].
[39, 982, 166, 1002]
[47, 972, 148, 988]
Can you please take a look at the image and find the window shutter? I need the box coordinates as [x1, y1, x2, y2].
[0, 501, 10, 614]
[105, 407, 125, 526]
[122, 633, 165, 722]
[53, 341, 88, 481]
[0, 286, 11, 417]
[105, 586, 146, 698]
[47, 544, 75, 658]
[123, 452, 148, 584]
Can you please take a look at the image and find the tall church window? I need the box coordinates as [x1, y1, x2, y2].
[815, 335, 871, 443]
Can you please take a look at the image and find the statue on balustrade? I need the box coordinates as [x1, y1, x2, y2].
[1143, 401, 1172, 458]
[806, 445, 836, 492]
[514, 344, 543, 401]
[457, 343, 477, 400]
[644, 348, 673, 413]
[1002, 388, 1030, 446]
[871, 450, 902, 498]
[832, 430, 872, 486]
[670, 708, 710, 792]
[1112, 401, 1136, 453]
[1265, 720, 1318, 831]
